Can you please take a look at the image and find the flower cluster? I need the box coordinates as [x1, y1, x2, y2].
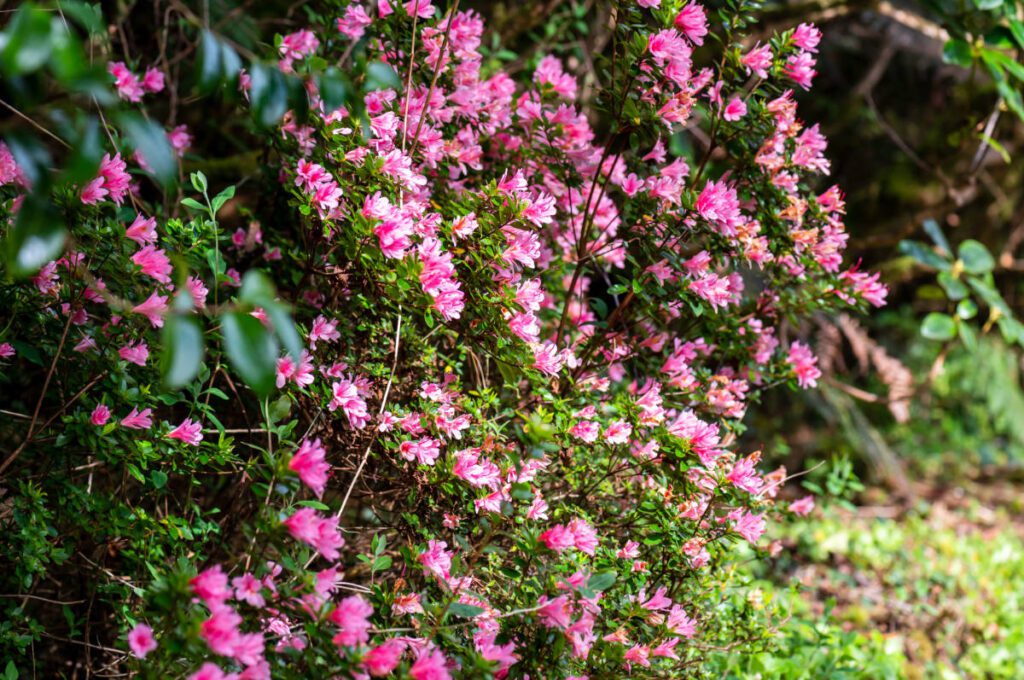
[0, 0, 886, 677]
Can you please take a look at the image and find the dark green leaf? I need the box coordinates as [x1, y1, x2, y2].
[958, 239, 994, 274]
[0, 5, 54, 75]
[586, 570, 617, 593]
[161, 314, 205, 388]
[318, 67, 350, 112]
[197, 30, 223, 93]
[937, 271, 968, 300]
[4, 192, 65, 277]
[222, 311, 278, 397]
[922, 219, 951, 256]
[942, 39, 973, 68]
[117, 112, 176, 187]
[249, 63, 289, 127]
[921, 312, 957, 341]
[898, 240, 950, 270]
[447, 602, 485, 618]
[365, 61, 402, 91]
[151, 470, 168, 489]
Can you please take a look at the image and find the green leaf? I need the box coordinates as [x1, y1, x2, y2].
[365, 61, 402, 91]
[937, 271, 969, 300]
[447, 602, 485, 618]
[190, 171, 208, 194]
[249, 62, 290, 127]
[958, 239, 995, 274]
[296, 500, 330, 510]
[211, 185, 236, 214]
[921, 219, 951, 256]
[117, 112, 176, 187]
[266, 303, 303, 361]
[161, 313, 205, 389]
[898, 240, 950, 270]
[942, 39, 973, 68]
[240, 270, 277, 305]
[181, 197, 206, 211]
[4, 660, 18, 680]
[973, 0, 1002, 9]
[57, 2, 104, 36]
[1010, 19, 1024, 51]
[318, 67, 350, 112]
[0, 4, 54, 75]
[921, 312, 957, 341]
[586, 570, 617, 593]
[197, 30, 223, 93]
[957, 298, 978, 320]
[150, 470, 168, 489]
[958, 322, 978, 352]
[58, 116, 103, 185]
[222, 311, 278, 397]
[4, 192, 65, 277]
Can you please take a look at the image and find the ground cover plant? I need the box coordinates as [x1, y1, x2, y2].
[0, 0, 894, 677]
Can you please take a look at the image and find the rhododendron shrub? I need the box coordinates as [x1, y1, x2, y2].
[0, 0, 886, 677]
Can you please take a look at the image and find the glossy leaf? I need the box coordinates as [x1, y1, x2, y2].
[921, 312, 957, 341]
[222, 311, 278, 397]
[958, 239, 994, 274]
[117, 112, 176, 187]
[162, 314, 205, 389]
[4, 192, 65, 278]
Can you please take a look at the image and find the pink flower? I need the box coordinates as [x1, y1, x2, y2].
[788, 494, 815, 516]
[787, 341, 821, 388]
[187, 276, 210, 308]
[132, 245, 173, 284]
[668, 604, 697, 637]
[732, 510, 766, 544]
[132, 291, 168, 328]
[329, 379, 371, 428]
[90, 404, 111, 426]
[168, 125, 192, 157]
[792, 23, 822, 53]
[409, 648, 452, 680]
[142, 67, 165, 93]
[282, 508, 344, 561]
[0, 342, 14, 359]
[363, 640, 404, 676]
[784, 51, 817, 90]
[537, 594, 573, 629]
[742, 43, 773, 78]
[329, 595, 374, 647]
[674, 4, 708, 45]
[308, 315, 340, 348]
[167, 418, 204, 446]
[121, 407, 153, 430]
[723, 96, 747, 121]
[604, 420, 632, 445]
[188, 663, 236, 680]
[128, 623, 158, 658]
[568, 518, 599, 555]
[539, 524, 575, 552]
[82, 154, 131, 206]
[118, 341, 149, 366]
[191, 565, 232, 605]
[232, 573, 266, 607]
[337, 4, 373, 40]
[126, 214, 158, 244]
[418, 540, 453, 580]
[108, 61, 144, 102]
[289, 437, 330, 498]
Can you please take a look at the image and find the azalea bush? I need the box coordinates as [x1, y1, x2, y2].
[0, 0, 886, 677]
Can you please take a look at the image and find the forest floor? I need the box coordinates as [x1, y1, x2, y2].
[715, 477, 1024, 679]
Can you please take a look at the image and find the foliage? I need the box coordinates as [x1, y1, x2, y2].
[0, 0, 887, 678]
